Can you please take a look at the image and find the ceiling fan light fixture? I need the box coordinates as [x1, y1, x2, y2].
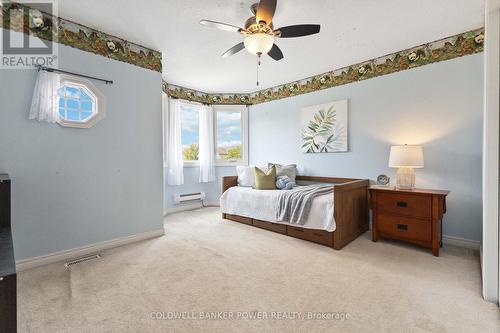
[244, 33, 274, 55]
[200, 1, 321, 63]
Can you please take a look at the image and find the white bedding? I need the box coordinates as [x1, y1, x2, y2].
[220, 186, 336, 232]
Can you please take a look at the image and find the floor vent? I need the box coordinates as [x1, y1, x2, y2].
[64, 254, 101, 268]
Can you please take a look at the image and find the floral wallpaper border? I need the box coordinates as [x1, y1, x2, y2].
[162, 82, 252, 105]
[164, 27, 484, 105]
[1, 2, 162, 72]
[1, 2, 483, 96]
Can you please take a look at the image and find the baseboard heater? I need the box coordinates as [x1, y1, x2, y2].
[174, 192, 206, 204]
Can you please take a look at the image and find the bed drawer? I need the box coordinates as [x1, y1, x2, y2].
[377, 213, 431, 243]
[377, 192, 431, 219]
[287, 226, 333, 246]
[252, 219, 287, 235]
[225, 214, 252, 225]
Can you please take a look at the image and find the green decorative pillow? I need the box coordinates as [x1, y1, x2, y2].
[254, 166, 277, 190]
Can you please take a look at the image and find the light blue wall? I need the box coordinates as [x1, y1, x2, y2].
[0, 44, 164, 260]
[249, 54, 484, 242]
[164, 166, 236, 209]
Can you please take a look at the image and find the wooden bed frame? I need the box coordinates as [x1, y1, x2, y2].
[221, 176, 369, 250]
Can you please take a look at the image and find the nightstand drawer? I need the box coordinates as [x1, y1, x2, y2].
[378, 214, 431, 243]
[377, 192, 431, 219]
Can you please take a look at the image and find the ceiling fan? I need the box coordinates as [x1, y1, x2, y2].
[199, 0, 321, 62]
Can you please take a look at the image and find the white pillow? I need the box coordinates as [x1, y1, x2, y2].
[236, 166, 256, 187]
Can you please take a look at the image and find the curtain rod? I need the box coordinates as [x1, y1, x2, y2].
[36, 66, 113, 85]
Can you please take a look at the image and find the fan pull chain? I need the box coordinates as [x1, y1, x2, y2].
[256, 54, 261, 87]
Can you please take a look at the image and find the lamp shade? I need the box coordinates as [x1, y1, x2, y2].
[388, 145, 424, 168]
[244, 33, 274, 55]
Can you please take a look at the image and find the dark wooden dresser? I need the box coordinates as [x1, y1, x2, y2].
[0, 174, 16, 332]
[369, 186, 449, 256]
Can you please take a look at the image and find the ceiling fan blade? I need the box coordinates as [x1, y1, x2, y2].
[256, 0, 277, 25]
[199, 19, 243, 33]
[276, 24, 321, 38]
[222, 42, 245, 57]
[268, 44, 284, 61]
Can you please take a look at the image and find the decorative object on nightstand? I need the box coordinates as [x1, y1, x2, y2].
[388, 145, 424, 189]
[369, 186, 449, 256]
[376, 174, 390, 186]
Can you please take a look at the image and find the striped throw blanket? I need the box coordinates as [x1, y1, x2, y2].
[275, 184, 334, 225]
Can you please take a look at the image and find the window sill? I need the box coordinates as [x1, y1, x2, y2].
[164, 160, 246, 168]
[175, 162, 246, 168]
[215, 161, 248, 167]
[183, 161, 200, 168]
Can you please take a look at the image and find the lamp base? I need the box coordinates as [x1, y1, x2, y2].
[396, 167, 415, 189]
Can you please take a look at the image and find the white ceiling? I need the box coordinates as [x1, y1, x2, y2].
[58, 0, 484, 93]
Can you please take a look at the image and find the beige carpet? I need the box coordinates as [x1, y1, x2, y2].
[18, 207, 499, 332]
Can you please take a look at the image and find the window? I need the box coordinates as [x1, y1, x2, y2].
[169, 101, 247, 167]
[56, 76, 105, 128]
[180, 101, 201, 163]
[214, 105, 248, 165]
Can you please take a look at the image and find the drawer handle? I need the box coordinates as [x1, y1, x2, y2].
[397, 224, 408, 230]
[312, 232, 323, 237]
[396, 201, 408, 208]
[294, 228, 304, 232]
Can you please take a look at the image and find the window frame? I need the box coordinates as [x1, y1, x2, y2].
[56, 75, 106, 129]
[213, 105, 248, 167]
[179, 100, 202, 167]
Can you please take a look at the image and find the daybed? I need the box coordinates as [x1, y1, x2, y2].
[220, 175, 369, 250]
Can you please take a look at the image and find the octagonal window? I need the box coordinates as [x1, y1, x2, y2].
[56, 76, 106, 128]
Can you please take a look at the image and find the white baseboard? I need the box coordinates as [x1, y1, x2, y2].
[16, 228, 165, 272]
[204, 202, 220, 207]
[164, 202, 220, 216]
[443, 235, 480, 250]
[164, 202, 203, 216]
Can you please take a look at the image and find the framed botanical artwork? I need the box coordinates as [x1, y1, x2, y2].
[301, 100, 348, 153]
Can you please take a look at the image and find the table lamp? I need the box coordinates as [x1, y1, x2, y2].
[388, 145, 424, 189]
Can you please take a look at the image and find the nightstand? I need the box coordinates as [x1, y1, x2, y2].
[369, 187, 449, 256]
